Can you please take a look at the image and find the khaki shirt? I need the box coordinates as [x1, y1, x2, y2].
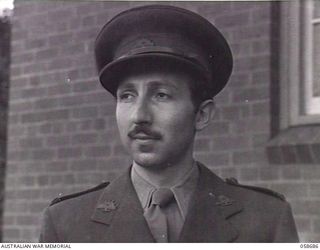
[131, 164, 199, 242]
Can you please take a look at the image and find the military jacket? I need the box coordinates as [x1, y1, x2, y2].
[39, 164, 299, 242]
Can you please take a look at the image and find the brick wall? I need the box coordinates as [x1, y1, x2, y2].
[3, 1, 320, 242]
[0, 17, 10, 241]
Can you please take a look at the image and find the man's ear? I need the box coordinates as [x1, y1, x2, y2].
[195, 99, 215, 131]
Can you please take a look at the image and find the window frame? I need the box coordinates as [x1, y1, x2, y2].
[304, 0, 320, 115]
[280, 0, 320, 129]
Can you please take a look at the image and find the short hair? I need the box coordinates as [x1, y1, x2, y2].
[188, 78, 213, 111]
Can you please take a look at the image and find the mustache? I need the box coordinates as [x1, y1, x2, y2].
[128, 125, 162, 139]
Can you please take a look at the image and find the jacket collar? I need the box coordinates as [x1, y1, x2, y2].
[91, 163, 243, 242]
[91, 168, 154, 242]
[178, 163, 243, 242]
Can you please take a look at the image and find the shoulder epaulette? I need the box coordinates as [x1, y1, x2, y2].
[50, 181, 110, 206]
[225, 177, 285, 201]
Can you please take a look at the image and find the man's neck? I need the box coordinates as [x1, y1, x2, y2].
[132, 157, 195, 188]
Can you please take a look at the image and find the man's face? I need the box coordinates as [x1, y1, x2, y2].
[116, 69, 198, 169]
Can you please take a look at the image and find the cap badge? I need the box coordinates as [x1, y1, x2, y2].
[97, 200, 118, 212]
[136, 38, 155, 47]
[215, 195, 234, 206]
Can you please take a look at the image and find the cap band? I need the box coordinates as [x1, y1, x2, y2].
[113, 34, 211, 73]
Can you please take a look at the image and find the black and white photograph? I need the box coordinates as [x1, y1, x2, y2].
[0, 0, 319, 244]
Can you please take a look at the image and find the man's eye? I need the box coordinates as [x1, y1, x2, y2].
[118, 92, 135, 101]
[155, 92, 170, 100]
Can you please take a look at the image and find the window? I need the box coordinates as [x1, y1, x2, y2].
[280, 0, 320, 128]
[267, 0, 320, 165]
[303, 0, 320, 115]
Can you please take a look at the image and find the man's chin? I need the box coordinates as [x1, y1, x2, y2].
[132, 154, 169, 169]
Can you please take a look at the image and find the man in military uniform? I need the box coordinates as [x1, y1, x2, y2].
[39, 5, 299, 243]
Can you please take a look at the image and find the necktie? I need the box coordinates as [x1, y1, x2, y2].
[144, 188, 174, 242]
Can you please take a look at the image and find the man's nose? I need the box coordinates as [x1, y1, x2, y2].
[131, 98, 152, 124]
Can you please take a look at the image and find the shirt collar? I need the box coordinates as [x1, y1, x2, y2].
[131, 167, 156, 210]
[131, 162, 199, 219]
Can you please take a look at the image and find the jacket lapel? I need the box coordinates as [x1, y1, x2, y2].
[179, 164, 243, 242]
[91, 167, 155, 242]
[90, 164, 242, 242]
